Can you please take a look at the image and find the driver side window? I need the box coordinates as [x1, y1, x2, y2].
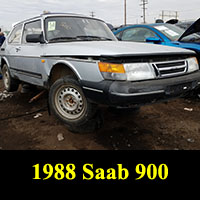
[121, 27, 157, 42]
[22, 20, 42, 43]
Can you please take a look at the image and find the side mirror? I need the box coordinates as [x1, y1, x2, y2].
[146, 37, 162, 44]
[26, 34, 45, 43]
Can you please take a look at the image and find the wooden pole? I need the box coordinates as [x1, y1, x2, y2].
[124, 0, 127, 25]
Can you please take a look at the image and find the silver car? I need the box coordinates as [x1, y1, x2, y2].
[1, 13, 200, 131]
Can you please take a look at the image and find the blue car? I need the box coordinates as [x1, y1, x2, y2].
[114, 18, 200, 56]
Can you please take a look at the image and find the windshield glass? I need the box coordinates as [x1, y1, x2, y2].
[44, 16, 117, 42]
[153, 23, 200, 42]
[153, 24, 184, 41]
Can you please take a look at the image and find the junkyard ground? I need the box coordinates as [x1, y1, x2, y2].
[0, 80, 200, 150]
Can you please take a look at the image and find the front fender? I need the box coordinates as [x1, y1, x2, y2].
[48, 59, 82, 80]
[0, 56, 10, 69]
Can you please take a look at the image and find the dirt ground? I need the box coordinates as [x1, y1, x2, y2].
[0, 79, 200, 150]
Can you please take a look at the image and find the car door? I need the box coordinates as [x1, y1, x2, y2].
[5, 23, 23, 77]
[121, 27, 162, 43]
[16, 19, 44, 86]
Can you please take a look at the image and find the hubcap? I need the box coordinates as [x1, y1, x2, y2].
[55, 86, 85, 120]
[3, 69, 9, 89]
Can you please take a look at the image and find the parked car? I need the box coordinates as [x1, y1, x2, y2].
[114, 18, 200, 57]
[106, 23, 114, 30]
[176, 21, 194, 30]
[1, 13, 200, 132]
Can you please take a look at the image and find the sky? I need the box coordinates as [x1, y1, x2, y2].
[0, 0, 200, 30]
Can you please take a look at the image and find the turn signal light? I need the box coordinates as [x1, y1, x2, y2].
[98, 62, 125, 74]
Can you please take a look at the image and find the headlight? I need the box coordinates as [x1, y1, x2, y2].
[187, 57, 199, 73]
[98, 62, 127, 80]
[98, 62, 156, 81]
[124, 63, 156, 81]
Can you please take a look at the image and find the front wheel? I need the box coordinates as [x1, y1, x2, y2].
[49, 76, 97, 128]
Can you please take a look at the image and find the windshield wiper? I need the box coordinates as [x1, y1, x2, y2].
[76, 35, 113, 41]
[49, 36, 113, 43]
[49, 37, 78, 42]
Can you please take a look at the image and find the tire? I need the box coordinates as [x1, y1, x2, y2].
[68, 109, 104, 134]
[49, 76, 98, 128]
[2, 64, 19, 92]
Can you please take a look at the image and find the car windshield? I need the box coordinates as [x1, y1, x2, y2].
[153, 23, 200, 42]
[44, 16, 117, 42]
[153, 24, 184, 41]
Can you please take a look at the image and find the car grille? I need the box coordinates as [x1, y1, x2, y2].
[152, 60, 188, 77]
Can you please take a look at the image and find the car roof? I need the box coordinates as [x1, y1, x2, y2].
[114, 23, 152, 32]
[41, 12, 86, 18]
[121, 23, 167, 27]
[114, 23, 175, 32]
[13, 12, 103, 27]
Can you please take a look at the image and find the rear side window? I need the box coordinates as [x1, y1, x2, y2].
[22, 20, 42, 43]
[8, 24, 23, 44]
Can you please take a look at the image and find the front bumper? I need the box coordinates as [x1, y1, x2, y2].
[81, 71, 200, 106]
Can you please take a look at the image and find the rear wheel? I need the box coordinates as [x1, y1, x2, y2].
[2, 64, 19, 92]
[49, 76, 99, 130]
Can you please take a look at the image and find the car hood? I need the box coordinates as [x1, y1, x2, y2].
[178, 18, 200, 41]
[45, 41, 194, 57]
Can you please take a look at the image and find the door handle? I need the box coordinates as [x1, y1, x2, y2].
[15, 47, 21, 52]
